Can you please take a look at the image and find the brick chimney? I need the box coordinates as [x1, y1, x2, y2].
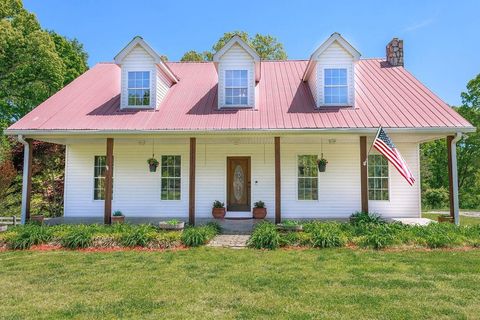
[386, 38, 404, 66]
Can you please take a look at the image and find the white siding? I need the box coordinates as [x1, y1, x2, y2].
[315, 41, 355, 107]
[308, 63, 318, 105]
[64, 136, 420, 220]
[217, 43, 256, 108]
[120, 45, 171, 109]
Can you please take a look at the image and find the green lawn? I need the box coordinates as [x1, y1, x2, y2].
[1, 249, 480, 319]
[422, 212, 480, 225]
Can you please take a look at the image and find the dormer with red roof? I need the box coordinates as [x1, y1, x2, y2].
[303, 33, 361, 108]
[213, 35, 260, 109]
[114, 36, 178, 110]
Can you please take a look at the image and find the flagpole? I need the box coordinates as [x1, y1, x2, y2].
[363, 127, 382, 166]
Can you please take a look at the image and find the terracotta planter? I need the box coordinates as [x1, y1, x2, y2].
[437, 215, 454, 223]
[30, 215, 44, 224]
[252, 207, 267, 219]
[159, 221, 185, 230]
[149, 163, 158, 172]
[318, 163, 326, 172]
[212, 207, 226, 219]
[112, 215, 125, 223]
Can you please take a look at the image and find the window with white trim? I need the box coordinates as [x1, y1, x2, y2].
[225, 70, 248, 105]
[161, 155, 181, 200]
[368, 154, 389, 200]
[127, 71, 150, 106]
[324, 68, 348, 104]
[297, 155, 318, 200]
[94, 156, 113, 200]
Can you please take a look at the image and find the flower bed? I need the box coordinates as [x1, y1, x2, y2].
[0, 222, 221, 251]
[248, 213, 480, 250]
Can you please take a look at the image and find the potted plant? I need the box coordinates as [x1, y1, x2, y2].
[212, 200, 226, 219]
[277, 220, 303, 231]
[30, 214, 45, 224]
[112, 210, 125, 223]
[147, 157, 159, 172]
[437, 214, 454, 223]
[252, 201, 267, 219]
[159, 219, 185, 230]
[317, 158, 328, 172]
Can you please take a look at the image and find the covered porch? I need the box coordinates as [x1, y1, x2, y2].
[17, 131, 462, 225]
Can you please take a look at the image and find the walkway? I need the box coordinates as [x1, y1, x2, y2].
[207, 235, 250, 249]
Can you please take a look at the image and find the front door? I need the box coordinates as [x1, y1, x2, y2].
[227, 157, 251, 211]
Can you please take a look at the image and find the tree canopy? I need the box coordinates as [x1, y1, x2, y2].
[180, 31, 287, 62]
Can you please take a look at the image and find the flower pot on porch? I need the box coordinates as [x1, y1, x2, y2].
[30, 215, 44, 224]
[318, 163, 326, 172]
[252, 208, 267, 219]
[111, 215, 125, 223]
[437, 215, 454, 223]
[212, 207, 226, 219]
[149, 163, 158, 172]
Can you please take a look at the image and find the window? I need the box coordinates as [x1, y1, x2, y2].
[127, 71, 150, 106]
[297, 155, 318, 200]
[161, 155, 181, 200]
[368, 154, 389, 200]
[324, 68, 348, 104]
[94, 156, 113, 200]
[225, 70, 248, 105]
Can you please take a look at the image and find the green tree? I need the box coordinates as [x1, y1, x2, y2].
[421, 74, 480, 209]
[180, 31, 287, 61]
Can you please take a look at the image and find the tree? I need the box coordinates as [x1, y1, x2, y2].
[421, 74, 480, 209]
[180, 31, 287, 62]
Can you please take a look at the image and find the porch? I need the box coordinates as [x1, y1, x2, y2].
[17, 132, 461, 225]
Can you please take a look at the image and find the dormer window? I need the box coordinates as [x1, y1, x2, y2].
[225, 70, 248, 105]
[324, 68, 348, 105]
[127, 71, 151, 107]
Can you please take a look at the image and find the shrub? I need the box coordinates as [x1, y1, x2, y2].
[60, 225, 94, 249]
[359, 224, 397, 250]
[148, 231, 182, 249]
[8, 225, 53, 250]
[423, 187, 449, 209]
[120, 225, 156, 247]
[350, 211, 384, 225]
[247, 222, 280, 249]
[412, 223, 463, 248]
[310, 223, 346, 248]
[205, 221, 222, 234]
[181, 225, 218, 247]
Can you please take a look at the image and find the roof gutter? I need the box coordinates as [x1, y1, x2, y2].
[4, 126, 476, 136]
[451, 132, 462, 225]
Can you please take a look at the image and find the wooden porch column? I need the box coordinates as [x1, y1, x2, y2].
[360, 136, 369, 213]
[21, 139, 33, 223]
[275, 137, 281, 224]
[447, 135, 455, 220]
[189, 137, 196, 226]
[104, 138, 114, 224]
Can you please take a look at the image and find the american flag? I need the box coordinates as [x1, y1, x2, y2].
[372, 128, 415, 186]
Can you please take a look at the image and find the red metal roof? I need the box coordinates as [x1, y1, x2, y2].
[7, 59, 473, 132]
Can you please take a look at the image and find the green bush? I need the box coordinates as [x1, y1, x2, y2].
[350, 211, 384, 225]
[119, 224, 157, 247]
[247, 222, 280, 249]
[423, 187, 449, 209]
[205, 221, 222, 234]
[181, 225, 218, 247]
[310, 223, 347, 248]
[60, 225, 93, 249]
[358, 224, 398, 250]
[411, 223, 463, 248]
[8, 225, 53, 250]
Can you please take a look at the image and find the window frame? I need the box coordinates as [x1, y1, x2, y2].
[126, 70, 152, 108]
[160, 155, 182, 201]
[224, 69, 249, 106]
[296, 154, 319, 201]
[322, 66, 349, 106]
[367, 153, 390, 201]
[93, 155, 114, 201]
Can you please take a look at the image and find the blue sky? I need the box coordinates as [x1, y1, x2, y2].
[24, 0, 479, 106]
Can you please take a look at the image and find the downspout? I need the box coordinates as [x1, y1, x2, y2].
[451, 132, 462, 225]
[17, 135, 30, 225]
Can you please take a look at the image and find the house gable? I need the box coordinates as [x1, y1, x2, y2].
[303, 33, 360, 108]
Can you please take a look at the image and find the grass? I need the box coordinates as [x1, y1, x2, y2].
[422, 212, 480, 225]
[1, 249, 480, 319]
